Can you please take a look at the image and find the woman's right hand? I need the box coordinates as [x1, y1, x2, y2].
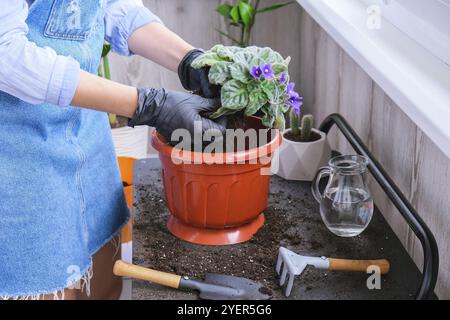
[128, 88, 226, 143]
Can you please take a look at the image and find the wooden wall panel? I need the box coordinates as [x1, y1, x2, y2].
[311, 27, 341, 148]
[337, 51, 374, 151]
[298, 9, 317, 116]
[295, 9, 450, 299]
[368, 84, 417, 251]
[413, 133, 450, 296]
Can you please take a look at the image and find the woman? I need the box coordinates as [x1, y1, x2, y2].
[0, 0, 224, 300]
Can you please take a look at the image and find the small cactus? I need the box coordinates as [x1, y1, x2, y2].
[290, 108, 301, 137]
[300, 114, 314, 142]
[289, 111, 314, 142]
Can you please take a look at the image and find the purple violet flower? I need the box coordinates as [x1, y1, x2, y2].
[250, 66, 263, 79]
[288, 93, 304, 113]
[261, 64, 274, 80]
[286, 82, 303, 113]
[280, 72, 287, 84]
[287, 82, 296, 95]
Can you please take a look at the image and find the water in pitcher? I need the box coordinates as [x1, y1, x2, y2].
[320, 187, 374, 237]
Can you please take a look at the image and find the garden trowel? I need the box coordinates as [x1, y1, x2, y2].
[114, 260, 272, 300]
[276, 247, 390, 297]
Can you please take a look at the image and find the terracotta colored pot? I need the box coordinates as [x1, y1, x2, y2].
[117, 157, 135, 300]
[152, 117, 282, 245]
[117, 157, 135, 243]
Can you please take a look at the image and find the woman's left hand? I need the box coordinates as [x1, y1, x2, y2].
[178, 49, 220, 99]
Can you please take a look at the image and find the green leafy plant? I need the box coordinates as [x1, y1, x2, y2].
[192, 45, 302, 129]
[98, 43, 111, 79]
[216, 0, 295, 47]
[98, 43, 119, 126]
[290, 110, 314, 142]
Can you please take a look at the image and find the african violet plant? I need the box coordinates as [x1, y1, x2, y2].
[192, 45, 302, 130]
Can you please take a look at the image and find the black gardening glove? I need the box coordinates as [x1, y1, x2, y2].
[128, 88, 226, 144]
[178, 49, 220, 98]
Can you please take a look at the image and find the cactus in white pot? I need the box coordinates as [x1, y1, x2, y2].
[289, 110, 315, 142]
[274, 108, 331, 181]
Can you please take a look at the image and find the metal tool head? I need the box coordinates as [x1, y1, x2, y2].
[276, 247, 329, 297]
[200, 273, 272, 300]
[276, 247, 308, 297]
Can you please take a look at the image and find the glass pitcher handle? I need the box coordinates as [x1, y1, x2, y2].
[312, 167, 331, 203]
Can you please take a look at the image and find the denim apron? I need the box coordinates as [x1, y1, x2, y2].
[0, 0, 129, 298]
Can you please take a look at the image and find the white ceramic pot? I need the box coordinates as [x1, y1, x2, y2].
[273, 128, 331, 182]
[111, 126, 151, 159]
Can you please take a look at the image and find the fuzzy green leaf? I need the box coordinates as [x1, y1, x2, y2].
[261, 104, 275, 128]
[191, 52, 224, 69]
[271, 63, 288, 74]
[246, 80, 259, 92]
[280, 103, 290, 113]
[246, 89, 268, 116]
[229, 62, 252, 83]
[208, 61, 232, 85]
[210, 44, 225, 54]
[221, 80, 248, 110]
[262, 103, 277, 116]
[210, 106, 237, 119]
[211, 44, 240, 60]
[284, 56, 292, 66]
[234, 47, 258, 67]
[260, 80, 277, 101]
[258, 47, 285, 64]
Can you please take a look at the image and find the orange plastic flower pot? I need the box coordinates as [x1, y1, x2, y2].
[151, 117, 282, 246]
[118, 156, 135, 243]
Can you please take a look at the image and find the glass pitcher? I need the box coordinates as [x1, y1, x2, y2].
[312, 155, 374, 237]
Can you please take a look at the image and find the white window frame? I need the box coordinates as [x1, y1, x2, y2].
[296, 0, 450, 159]
[361, 0, 450, 66]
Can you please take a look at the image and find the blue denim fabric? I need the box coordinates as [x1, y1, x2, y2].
[45, 0, 101, 41]
[0, 0, 129, 297]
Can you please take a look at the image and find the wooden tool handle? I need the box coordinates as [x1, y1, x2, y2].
[329, 258, 390, 274]
[113, 260, 182, 289]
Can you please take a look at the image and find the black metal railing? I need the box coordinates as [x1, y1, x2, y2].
[319, 113, 439, 300]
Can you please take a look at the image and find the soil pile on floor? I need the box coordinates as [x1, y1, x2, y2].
[131, 160, 423, 300]
[133, 181, 321, 295]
